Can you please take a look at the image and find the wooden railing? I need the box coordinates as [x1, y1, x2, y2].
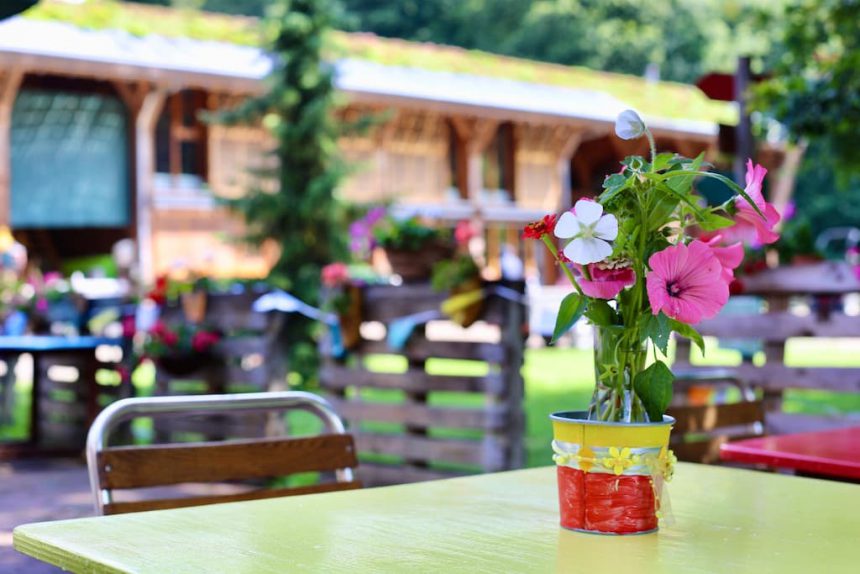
[674, 262, 860, 434]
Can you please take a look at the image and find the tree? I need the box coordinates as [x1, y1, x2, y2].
[217, 0, 349, 386]
[754, 0, 860, 177]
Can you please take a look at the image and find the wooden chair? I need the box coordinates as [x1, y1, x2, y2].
[85, 391, 360, 515]
[668, 400, 766, 464]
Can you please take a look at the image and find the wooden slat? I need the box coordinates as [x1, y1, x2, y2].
[671, 437, 726, 465]
[320, 364, 505, 395]
[331, 398, 510, 431]
[360, 283, 515, 324]
[357, 462, 460, 486]
[765, 412, 860, 435]
[354, 432, 504, 469]
[694, 365, 860, 393]
[98, 434, 357, 489]
[103, 481, 362, 515]
[359, 339, 506, 363]
[697, 313, 860, 340]
[668, 401, 764, 435]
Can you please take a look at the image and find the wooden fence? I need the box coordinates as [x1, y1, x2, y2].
[320, 281, 527, 486]
[674, 262, 860, 434]
[154, 290, 285, 441]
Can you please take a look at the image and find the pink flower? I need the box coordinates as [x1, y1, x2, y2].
[646, 240, 729, 324]
[454, 220, 477, 246]
[321, 262, 349, 288]
[577, 263, 636, 299]
[722, 160, 781, 246]
[705, 235, 744, 284]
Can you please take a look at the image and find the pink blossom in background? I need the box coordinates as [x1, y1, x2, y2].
[35, 297, 48, 313]
[321, 262, 350, 287]
[705, 235, 745, 283]
[121, 315, 136, 338]
[577, 263, 636, 299]
[454, 220, 477, 245]
[722, 160, 781, 246]
[646, 240, 729, 324]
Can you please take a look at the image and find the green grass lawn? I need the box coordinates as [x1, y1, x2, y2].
[2, 338, 859, 469]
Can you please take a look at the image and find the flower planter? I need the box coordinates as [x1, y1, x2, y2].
[448, 277, 484, 327]
[550, 411, 675, 535]
[338, 285, 363, 350]
[156, 351, 214, 377]
[383, 242, 455, 282]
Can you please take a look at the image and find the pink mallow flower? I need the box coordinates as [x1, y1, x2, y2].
[646, 240, 729, 324]
[577, 263, 636, 299]
[321, 262, 350, 288]
[722, 160, 781, 246]
[705, 235, 744, 284]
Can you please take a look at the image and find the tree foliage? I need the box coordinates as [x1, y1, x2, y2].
[754, 0, 860, 176]
[215, 0, 349, 386]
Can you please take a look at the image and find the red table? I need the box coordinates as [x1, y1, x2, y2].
[720, 426, 860, 481]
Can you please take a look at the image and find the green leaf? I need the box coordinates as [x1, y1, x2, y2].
[640, 312, 671, 355]
[669, 319, 706, 354]
[685, 170, 765, 218]
[598, 173, 630, 203]
[585, 300, 616, 327]
[552, 293, 586, 344]
[633, 361, 674, 422]
[698, 210, 735, 232]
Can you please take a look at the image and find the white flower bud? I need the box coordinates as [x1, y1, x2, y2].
[615, 109, 646, 140]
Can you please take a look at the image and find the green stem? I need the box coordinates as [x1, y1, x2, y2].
[540, 234, 584, 296]
[645, 127, 657, 169]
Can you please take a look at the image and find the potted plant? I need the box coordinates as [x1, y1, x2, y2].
[143, 320, 222, 377]
[321, 262, 363, 350]
[431, 220, 484, 327]
[525, 110, 780, 535]
[371, 214, 454, 281]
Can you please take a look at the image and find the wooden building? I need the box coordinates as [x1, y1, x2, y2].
[0, 1, 733, 282]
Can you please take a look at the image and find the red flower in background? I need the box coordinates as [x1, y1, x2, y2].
[191, 331, 220, 353]
[523, 214, 558, 239]
[148, 275, 169, 305]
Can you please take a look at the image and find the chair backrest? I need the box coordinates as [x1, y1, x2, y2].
[667, 400, 766, 464]
[86, 391, 359, 515]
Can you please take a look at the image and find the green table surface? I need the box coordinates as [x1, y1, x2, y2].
[13, 463, 859, 573]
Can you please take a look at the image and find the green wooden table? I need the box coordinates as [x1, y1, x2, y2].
[13, 463, 859, 573]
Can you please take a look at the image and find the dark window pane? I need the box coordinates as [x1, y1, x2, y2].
[181, 90, 197, 127]
[155, 108, 171, 173]
[180, 141, 201, 176]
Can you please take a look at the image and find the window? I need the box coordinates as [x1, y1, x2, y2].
[482, 122, 515, 201]
[155, 90, 208, 183]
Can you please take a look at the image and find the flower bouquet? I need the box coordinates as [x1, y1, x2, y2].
[526, 110, 780, 534]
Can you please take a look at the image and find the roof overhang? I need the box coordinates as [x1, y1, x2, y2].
[0, 17, 717, 141]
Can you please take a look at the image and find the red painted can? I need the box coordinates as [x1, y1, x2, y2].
[557, 466, 658, 534]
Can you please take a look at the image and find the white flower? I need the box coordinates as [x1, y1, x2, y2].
[554, 200, 618, 265]
[615, 109, 646, 140]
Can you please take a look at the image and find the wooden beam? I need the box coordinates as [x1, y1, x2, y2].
[135, 89, 167, 284]
[0, 69, 23, 227]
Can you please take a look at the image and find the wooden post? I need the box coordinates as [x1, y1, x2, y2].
[450, 117, 499, 203]
[137, 90, 166, 284]
[0, 70, 23, 227]
[733, 56, 753, 184]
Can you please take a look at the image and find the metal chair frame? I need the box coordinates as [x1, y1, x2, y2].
[86, 391, 354, 515]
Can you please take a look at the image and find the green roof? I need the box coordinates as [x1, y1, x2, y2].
[25, 0, 734, 125]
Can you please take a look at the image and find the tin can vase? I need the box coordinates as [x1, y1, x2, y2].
[550, 411, 675, 535]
